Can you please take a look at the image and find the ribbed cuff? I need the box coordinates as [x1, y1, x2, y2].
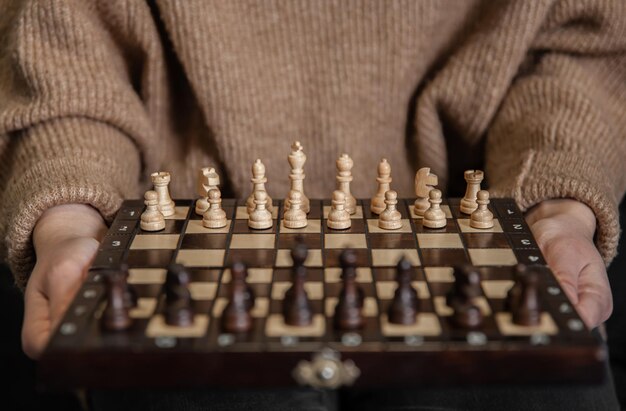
[1, 119, 140, 289]
[489, 149, 620, 264]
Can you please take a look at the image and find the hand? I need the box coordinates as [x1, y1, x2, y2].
[22, 204, 107, 359]
[525, 199, 612, 329]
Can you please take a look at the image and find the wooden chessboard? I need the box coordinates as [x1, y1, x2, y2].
[39, 198, 605, 389]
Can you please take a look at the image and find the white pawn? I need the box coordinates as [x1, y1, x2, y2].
[248, 190, 273, 230]
[203, 189, 227, 229]
[423, 189, 447, 229]
[470, 190, 494, 229]
[140, 190, 165, 231]
[283, 190, 308, 229]
[151, 171, 175, 217]
[371, 158, 392, 215]
[336, 153, 357, 215]
[378, 190, 402, 230]
[327, 190, 351, 230]
[246, 159, 273, 214]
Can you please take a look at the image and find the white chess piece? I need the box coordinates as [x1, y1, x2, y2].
[196, 167, 220, 215]
[423, 189, 447, 229]
[371, 158, 392, 215]
[203, 188, 227, 229]
[151, 171, 175, 217]
[283, 190, 308, 229]
[284, 141, 310, 213]
[140, 190, 165, 231]
[378, 190, 402, 230]
[336, 153, 356, 215]
[248, 190, 273, 230]
[246, 159, 273, 214]
[413, 167, 438, 217]
[460, 170, 484, 215]
[470, 190, 494, 229]
[327, 190, 351, 230]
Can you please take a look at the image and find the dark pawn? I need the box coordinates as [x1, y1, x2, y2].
[512, 269, 541, 326]
[102, 272, 133, 331]
[165, 263, 191, 303]
[283, 241, 313, 326]
[388, 257, 419, 325]
[505, 264, 527, 312]
[119, 263, 138, 309]
[222, 261, 253, 333]
[334, 249, 365, 330]
[452, 299, 483, 329]
[231, 261, 255, 311]
[165, 285, 195, 327]
[446, 264, 481, 309]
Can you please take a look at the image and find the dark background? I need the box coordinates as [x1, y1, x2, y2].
[1, 200, 625, 411]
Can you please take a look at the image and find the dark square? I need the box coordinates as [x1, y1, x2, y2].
[428, 281, 453, 297]
[131, 283, 163, 299]
[368, 233, 416, 249]
[181, 234, 228, 249]
[307, 200, 323, 219]
[126, 250, 174, 268]
[373, 267, 425, 282]
[463, 233, 509, 249]
[420, 249, 468, 266]
[277, 234, 322, 249]
[138, 219, 185, 235]
[413, 219, 458, 233]
[326, 282, 375, 298]
[273, 268, 324, 282]
[323, 219, 366, 234]
[324, 249, 370, 267]
[217, 282, 270, 298]
[477, 266, 514, 281]
[232, 219, 277, 234]
[189, 269, 222, 283]
[226, 249, 276, 268]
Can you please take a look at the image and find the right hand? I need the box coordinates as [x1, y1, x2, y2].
[22, 204, 107, 359]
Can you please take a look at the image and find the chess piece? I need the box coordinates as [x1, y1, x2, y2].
[283, 190, 308, 229]
[512, 268, 541, 326]
[119, 264, 137, 309]
[284, 141, 310, 213]
[202, 188, 227, 228]
[336, 153, 357, 214]
[388, 257, 419, 325]
[378, 190, 402, 230]
[452, 298, 483, 328]
[231, 261, 255, 311]
[470, 190, 494, 229]
[460, 170, 484, 215]
[283, 241, 313, 326]
[102, 272, 133, 331]
[246, 159, 273, 214]
[334, 249, 365, 330]
[140, 190, 165, 231]
[151, 171, 175, 217]
[195, 167, 220, 215]
[413, 167, 438, 216]
[327, 190, 351, 230]
[165, 263, 191, 303]
[165, 284, 194, 327]
[248, 190, 273, 230]
[422, 189, 446, 228]
[222, 261, 253, 333]
[505, 264, 527, 312]
[370, 158, 392, 215]
[446, 264, 482, 309]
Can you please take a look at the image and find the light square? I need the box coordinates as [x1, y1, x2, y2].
[128, 268, 167, 284]
[236, 206, 278, 220]
[366, 219, 412, 233]
[482, 280, 515, 299]
[164, 206, 189, 220]
[146, 314, 209, 338]
[271, 282, 324, 299]
[276, 249, 323, 267]
[185, 219, 231, 234]
[265, 314, 325, 337]
[323, 205, 363, 219]
[376, 281, 430, 299]
[129, 298, 157, 318]
[176, 250, 225, 267]
[130, 234, 180, 250]
[458, 219, 503, 233]
[372, 249, 420, 267]
[410, 205, 452, 219]
[324, 233, 367, 249]
[213, 297, 269, 318]
[325, 297, 377, 317]
[468, 249, 517, 266]
[324, 267, 373, 283]
[280, 219, 322, 233]
[381, 313, 442, 337]
[495, 313, 558, 336]
[222, 268, 273, 283]
[433, 296, 491, 316]
[230, 234, 275, 249]
[188, 282, 218, 300]
[417, 233, 464, 249]
[424, 267, 454, 282]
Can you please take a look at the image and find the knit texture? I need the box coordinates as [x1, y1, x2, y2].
[0, 0, 625, 288]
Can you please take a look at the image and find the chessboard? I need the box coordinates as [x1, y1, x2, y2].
[39, 197, 605, 389]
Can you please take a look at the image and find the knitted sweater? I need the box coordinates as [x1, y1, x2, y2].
[1, 0, 625, 288]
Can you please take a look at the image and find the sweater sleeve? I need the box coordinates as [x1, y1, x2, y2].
[486, 0, 626, 264]
[0, 0, 168, 288]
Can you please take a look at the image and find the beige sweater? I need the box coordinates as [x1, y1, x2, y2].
[1, 0, 625, 288]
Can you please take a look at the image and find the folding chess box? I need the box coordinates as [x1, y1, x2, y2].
[39, 198, 605, 389]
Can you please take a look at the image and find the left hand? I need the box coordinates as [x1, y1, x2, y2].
[525, 199, 612, 329]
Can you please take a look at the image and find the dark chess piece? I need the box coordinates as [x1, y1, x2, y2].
[334, 249, 365, 330]
[512, 268, 541, 326]
[505, 263, 527, 312]
[283, 240, 313, 326]
[119, 263, 138, 308]
[165, 263, 191, 303]
[222, 261, 253, 333]
[102, 272, 133, 331]
[231, 261, 255, 311]
[452, 298, 483, 328]
[388, 257, 419, 325]
[446, 264, 481, 309]
[165, 285, 195, 327]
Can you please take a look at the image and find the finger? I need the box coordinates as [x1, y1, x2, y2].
[22, 274, 52, 359]
[46, 258, 92, 330]
[576, 261, 612, 329]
